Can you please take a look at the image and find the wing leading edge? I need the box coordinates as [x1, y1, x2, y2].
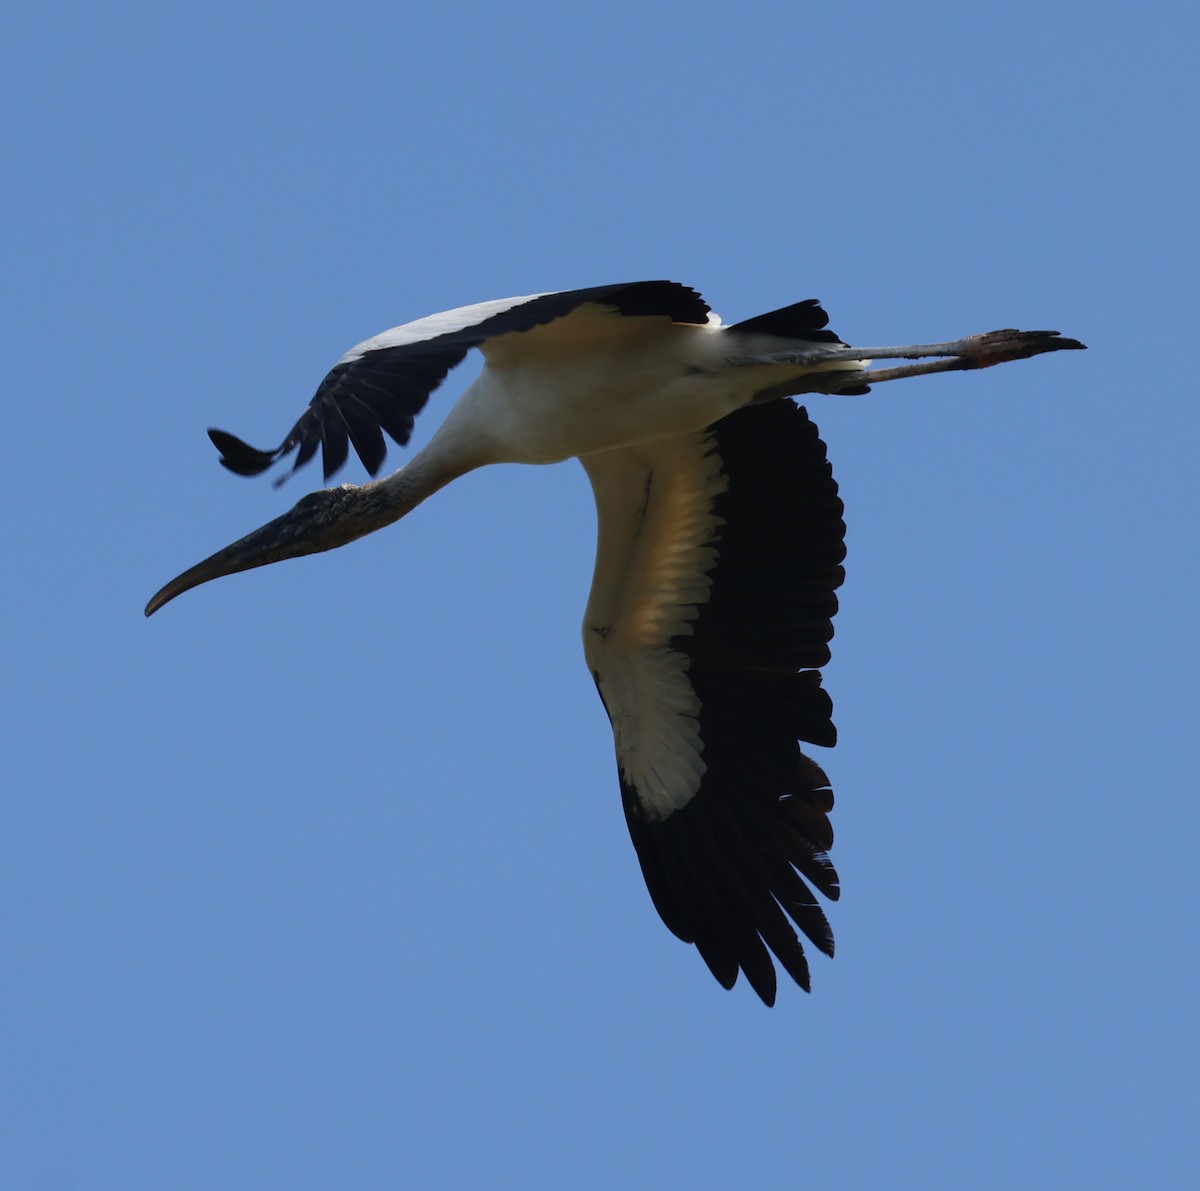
[208, 281, 711, 485]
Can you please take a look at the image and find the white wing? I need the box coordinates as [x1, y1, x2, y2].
[208, 282, 710, 482]
[581, 399, 844, 1005]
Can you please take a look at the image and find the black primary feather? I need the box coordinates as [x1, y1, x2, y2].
[207, 281, 711, 484]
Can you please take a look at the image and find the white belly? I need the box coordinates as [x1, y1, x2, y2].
[461, 326, 762, 463]
[423, 321, 861, 470]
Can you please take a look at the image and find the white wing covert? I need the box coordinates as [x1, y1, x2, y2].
[207, 282, 710, 484]
[582, 400, 844, 1005]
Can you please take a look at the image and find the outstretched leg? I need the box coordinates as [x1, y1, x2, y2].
[739, 329, 1086, 401]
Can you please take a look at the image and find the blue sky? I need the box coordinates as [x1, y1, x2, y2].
[4, 2, 1197, 1187]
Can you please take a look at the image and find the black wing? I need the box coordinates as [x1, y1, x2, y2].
[583, 400, 844, 1005]
[208, 281, 711, 485]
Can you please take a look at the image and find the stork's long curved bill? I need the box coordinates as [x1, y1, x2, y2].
[145, 515, 294, 617]
[145, 490, 354, 617]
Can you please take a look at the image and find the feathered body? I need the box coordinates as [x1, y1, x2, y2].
[148, 281, 1083, 1004]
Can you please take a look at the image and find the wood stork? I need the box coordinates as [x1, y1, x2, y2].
[145, 281, 1083, 1005]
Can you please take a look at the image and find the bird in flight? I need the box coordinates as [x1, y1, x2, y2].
[147, 281, 1083, 1004]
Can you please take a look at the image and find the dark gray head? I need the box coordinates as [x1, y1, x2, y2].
[145, 484, 382, 616]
